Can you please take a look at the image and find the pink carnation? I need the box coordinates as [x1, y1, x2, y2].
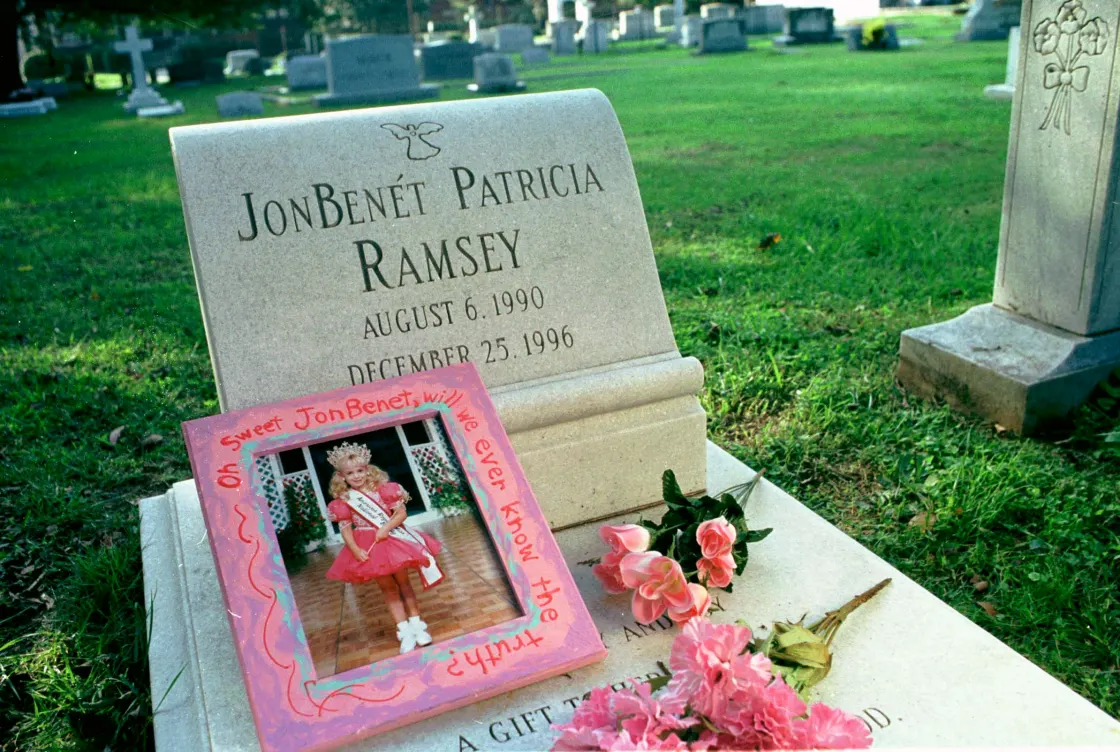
[795, 703, 873, 750]
[621, 552, 694, 624]
[696, 517, 736, 559]
[666, 618, 773, 719]
[551, 686, 620, 751]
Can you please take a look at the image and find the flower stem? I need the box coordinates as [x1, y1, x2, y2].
[807, 578, 891, 647]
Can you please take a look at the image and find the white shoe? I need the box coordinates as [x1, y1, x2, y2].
[409, 616, 433, 647]
[396, 621, 418, 654]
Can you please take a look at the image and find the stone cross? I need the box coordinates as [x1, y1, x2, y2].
[899, 0, 1120, 433]
[465, 5, 480, 42]
[114, 23, 152, 91]
[576, 0, 595, 26]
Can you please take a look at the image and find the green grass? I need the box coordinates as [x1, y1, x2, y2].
[2, 14, 1118, 749]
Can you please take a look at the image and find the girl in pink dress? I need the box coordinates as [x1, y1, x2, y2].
[324, 442, 443, 654]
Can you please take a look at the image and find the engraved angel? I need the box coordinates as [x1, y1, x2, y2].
[381, 122, 444, 160]
[1032, 0, 1110, 135]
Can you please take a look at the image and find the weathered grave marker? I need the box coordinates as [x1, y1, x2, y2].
[216, 91, 264, 118]
[467, 53, 526, 93]
[314, 35, 439, 107]
[698, 18, 748, 54]
[900, 0, 1120, 433]
[286, 54, 327, 90]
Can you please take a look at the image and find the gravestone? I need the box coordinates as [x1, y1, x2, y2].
[654, 4, 676, 28]
[137, 101, 185, 118]
[465, 4, 482, 43]
[984, 26, 1020, 100]
[314, 35, 439, 107]
[900, 0, 1120, 433]
[0, 98, 55, 117]
[420, 42, 485, 80]
[224, 49, 261, 76]
[846, 22, 900, 51]
[776, 6, 836, 44]
[467, 52, 526, 93]
[956, 0, 1022, 42]
[286, 54, 328, 90]
[700, 3, 735, 19]
[141, 444, 1120, 750]
[168, 89, 706, 526]
[115, 24, 174, 114]
[494, 24, 535, 53]
[741, 4, 785, 35]
[216, 91, 264, 118]
[679, 14, 702, 47]
[619, 8, 655, 40]
[521, 45, 551, 65]
[583, 20, 611, 52]
[698, 17, 748, 53]
[551, 20, 580, 54]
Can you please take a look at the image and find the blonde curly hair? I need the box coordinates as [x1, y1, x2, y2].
[328, 457, 389, 500]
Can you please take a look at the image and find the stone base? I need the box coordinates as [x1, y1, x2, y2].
[0, 98, 55, 117]
[772, 34, 843, 47]
[898, 303, 1120, 434]
[467, 81, 527, 94]
[138, 101, 185, 118]
[139, 442, 1120, 750]
[313, 85, 440, 107]
[124, 87, 170, 113]
[983, 83, 1015, 100]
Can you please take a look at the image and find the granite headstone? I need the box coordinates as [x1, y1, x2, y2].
[956, 0, 1023, 42]
[216, 91, 264, 118]
[494, 24, 535, 53]
[551, 20, 580, 54]
[224, 49, 261, 76]
[467, 52, 526, 93]
[286, 54, 328, 90]
[698, 17, 748, 53]
[420, 42, 485, 80]
[314, 35, 439, 107]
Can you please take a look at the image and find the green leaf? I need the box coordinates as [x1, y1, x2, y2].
[745, 527, 773, 544]
[662, 469, 689, 507]
[646, 674, 671, 693]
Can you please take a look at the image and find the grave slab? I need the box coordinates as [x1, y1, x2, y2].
[697, 18, 748, 54]
[168, 89, 705, 526]
[286, 54, 328, 91]
[467, 53, 526, 93]
[216, 91, 265, 118]
[314, 35, 439, 107]
[984, 26, 1020, 100]
[138, 100, 185, 118]
[901, 0, 1120, 432]
[0, 98, 54, 117]
[141, 442, 1120, 750]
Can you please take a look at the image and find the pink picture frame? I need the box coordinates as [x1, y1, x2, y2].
[182, 363, 606, 752]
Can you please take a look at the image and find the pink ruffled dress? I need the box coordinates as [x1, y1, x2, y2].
[324, 482, 443, 584]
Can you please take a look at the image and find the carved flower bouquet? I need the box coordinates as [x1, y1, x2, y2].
[1033, 0, 1111, 134]
[590, 471, 772, 625]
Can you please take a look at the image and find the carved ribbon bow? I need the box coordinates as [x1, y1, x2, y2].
[1042, 62, 1090, 92]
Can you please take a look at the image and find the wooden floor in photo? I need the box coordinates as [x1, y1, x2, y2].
[289, 513, 522, 677]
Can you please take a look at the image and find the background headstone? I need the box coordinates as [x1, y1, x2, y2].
[741, 4, 786, 35]
[619, 8, 656, 40]
[0, 98, 54, 117]
[521, 46, 551, 65]
[419, 42, 485, 80]
[494, 24, 535, 53]
[168, 89, 707, 523]
[137, 100, 185, 118]
[314, 35, 439, 107]
[115, 24, 172, 113]
[216, 91, 264, 118]
[468, 52, 526, 92]
[984, 26, 1020, 100]
[700, 3, 735, 19]
[778, 7, 836, 44]
[679, 14, 702, 47]
[900, 0, 1120, 433]
[583, 20, 611, 52]
[551, 20, 580, 54]
[654, 4, 676, 28]
[698, 18, 748, 53]
[956, 0, 1023, 42]
[224, 49, 261, 77]
[286, 54, 328, 90]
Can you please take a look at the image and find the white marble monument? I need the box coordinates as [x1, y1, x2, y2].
[115, 23, 178, 114]
[984, 26, 1020, 100]
[900, 0, 1120, 433]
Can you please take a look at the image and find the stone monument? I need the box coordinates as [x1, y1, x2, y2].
[114, 23, 180, 115]
[494, 24, 535, 53]
[551, 20, 580, 55]
[286, 54, 328, 90]
[741, 4, 786, 35]
[420, 41, 485, 80]
[700, 3, 736, 19]
[956, 0, 1023, 42]
[984, 26, 1021, 100]
[223, 49, 261, 76]
[698, 18, 748, 54]
[314, 35, 439, 107]
[654, 4, 676, 29]
[216, 91, 265, 118]
[467, 52, 526, 93]
[776, 7, 837, 45]
[900, 0, 1120, 433]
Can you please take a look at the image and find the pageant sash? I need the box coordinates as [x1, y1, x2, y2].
[345, 489, 443, 587]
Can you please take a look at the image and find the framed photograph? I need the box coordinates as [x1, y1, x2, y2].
[182, 363, 606, 752]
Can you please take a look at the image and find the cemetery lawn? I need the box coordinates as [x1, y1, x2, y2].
[1, 13, 1117, 748]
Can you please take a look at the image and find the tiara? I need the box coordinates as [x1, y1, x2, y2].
[326, 441, 372, 469]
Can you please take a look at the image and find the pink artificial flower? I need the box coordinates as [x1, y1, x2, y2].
[599, 523, 652, 554]
[592, 550, 629, 595]
[741, 674, 808, 750]
[667, 583, 712, 624]
[696, 517, 737, 559]
[696, 552, 736, 589]
[666, 618, 773, 720]
[550, 686, 620, 751]
[621, 552, 694, 624]
[795, 703, 873, 750]
[614, 682, 695, 743]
